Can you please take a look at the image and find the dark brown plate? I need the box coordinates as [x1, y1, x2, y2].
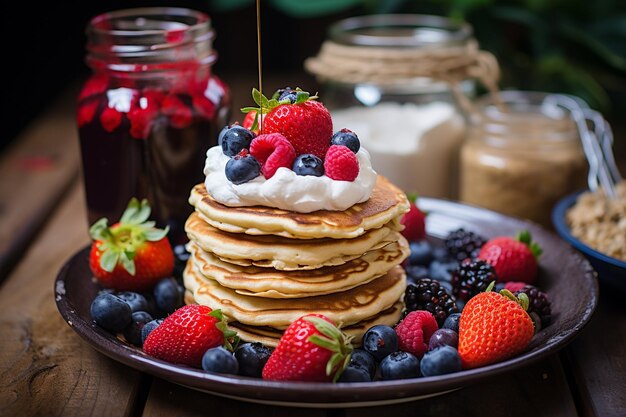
[54, 198, 598, 408]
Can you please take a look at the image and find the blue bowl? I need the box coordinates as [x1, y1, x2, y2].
[552, 190, 626, 292]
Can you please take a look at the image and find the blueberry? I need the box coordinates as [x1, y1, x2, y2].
[331, 129, 360, 153]
[173, 244, 190, 280]
[432, 246, 452, 262]
[141, 318, 164, 344]
[277, 88, 298, 103]
[90, 293, 132, 332]
[225, 152, 261, 185]
[428, 328, 459, 351]
[338, 364, 372, 382]
[116, 291, 150, 313]
[123, 311, 153, 347]
[362, 325, 398, 362]
[348, 349, 377, 377]
[202, 347, 239, 375]
[420, 346, 462, 376]
[234, 342, 272, 377]
[153, 277, 183, 314]
[380, 351, 420, 380]
[292, 154, 324, 177]
[408, 240, 434, 266]
[429, 260, 458, 282]
[219, 125, 255, 157]
[405, 265, 430, 285]
[442, 313, 461, 333]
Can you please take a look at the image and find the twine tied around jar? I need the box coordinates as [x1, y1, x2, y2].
[304, 39, 501, 113]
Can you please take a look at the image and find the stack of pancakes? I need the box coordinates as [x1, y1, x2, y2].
[183, 176, 410, 347]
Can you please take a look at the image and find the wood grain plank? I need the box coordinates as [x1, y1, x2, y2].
[0, 184, 142, 417]
[142, 378, 326, 417]
[563, 287, 626, 417]
[0, 88, 82, 281]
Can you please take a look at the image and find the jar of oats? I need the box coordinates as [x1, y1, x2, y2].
[460, 91, 587, 227]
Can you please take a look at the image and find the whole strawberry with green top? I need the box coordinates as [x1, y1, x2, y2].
[458, 282, 534, 369]
[89, 198, 174, 292]
[242, 88, 333, 159]
[262, 314, 353, 382]
[143, 305, 238, 368]
[477, 230, 543, 283]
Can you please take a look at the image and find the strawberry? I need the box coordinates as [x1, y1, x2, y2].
[89, 198, 174, 292]
[262, 314, 353, 382]
[242, 88, 333, 159]
[477, 230, 543, 283]
[400, 195, 426, 241]
[242, 110, 262, 134]
[143, 305, 237, 367]
[458, 282, 534, 369]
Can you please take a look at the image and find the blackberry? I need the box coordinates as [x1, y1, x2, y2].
[515, 285, 552, 329]
[404, 278, 459, 326]
[451, 259, 497, 302]
[444, 228, 487, 262]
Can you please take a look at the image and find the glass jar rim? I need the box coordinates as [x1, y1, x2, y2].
[471, 90, 581, 145]
[88, 7, 211, 38]
[328, 14, 473, 48]
[86, 7, 216, 71]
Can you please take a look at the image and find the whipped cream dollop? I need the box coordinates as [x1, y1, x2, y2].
[203, 146, 377, 212]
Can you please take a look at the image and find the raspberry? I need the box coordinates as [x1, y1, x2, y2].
[324, 145, 359, 181]
[250, 133, 296, 179]
[394, 310, 439, 359]
[100, 106, 123, 132]
[503, 281, 527, 293]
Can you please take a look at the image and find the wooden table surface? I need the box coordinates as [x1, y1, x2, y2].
[1, 80, 625, 417]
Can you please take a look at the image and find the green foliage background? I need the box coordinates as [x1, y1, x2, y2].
[210, 0, 625, 115]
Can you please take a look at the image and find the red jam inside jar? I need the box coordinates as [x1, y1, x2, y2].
[77, 8, 230, 244]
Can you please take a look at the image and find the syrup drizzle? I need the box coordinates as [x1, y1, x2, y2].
[256, 0, 263, 133]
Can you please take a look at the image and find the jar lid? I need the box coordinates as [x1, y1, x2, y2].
[328, 14, 472, 48]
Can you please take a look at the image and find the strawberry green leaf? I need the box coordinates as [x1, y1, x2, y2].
[252, 88, 262, 106]
[485, 281, 496, 292]
[144, 226, 169, 241]
[89, 218, 111, 241]
[295, 90, 310, 104]
[251, 112, 259, 132]
[240, 106, 258, 113]
[119, 251, 136, 276]
[516, 230, 543, 260]
[120, 198, 140, 223]
[100, 249, 120, 273]
[517, 292, 530, 311]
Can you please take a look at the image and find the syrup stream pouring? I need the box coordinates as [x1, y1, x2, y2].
[543, 94, 622, 199]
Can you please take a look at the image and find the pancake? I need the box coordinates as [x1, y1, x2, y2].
[229, 302, 404, 348]
[189, 176, 409, 239]
[188, 237, 409, 298]
[186, 212, 400, 270]
[184, 263, 406, 329]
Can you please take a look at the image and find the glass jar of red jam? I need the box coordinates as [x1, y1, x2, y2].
[77, 7, 230, 244]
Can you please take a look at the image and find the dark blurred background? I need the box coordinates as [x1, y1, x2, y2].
[3, 0, 625, 153]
